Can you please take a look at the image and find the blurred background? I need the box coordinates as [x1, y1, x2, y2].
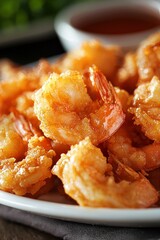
[0, 0, 94, 31]
[0, 0, 159, 64]
[0, 0, 96, 64]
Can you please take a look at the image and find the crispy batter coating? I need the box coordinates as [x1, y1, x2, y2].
[114, 52, 138, 93]
[52, 137, 158, 208]
[130, 76, 160, 142]
[0, 114, 27, 160]
[0, 136, 55, 195]
[106, 122, 160, 171]
[56, 41, 122, 80]
[137, 32, 160, 83]
[0, 33, 160, 208]
[34, 66, 124, 145]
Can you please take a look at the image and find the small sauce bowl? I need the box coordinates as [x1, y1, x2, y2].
[54, 0, 160, 51]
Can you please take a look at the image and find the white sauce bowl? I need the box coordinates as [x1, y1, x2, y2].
[54, 0, 160, 51]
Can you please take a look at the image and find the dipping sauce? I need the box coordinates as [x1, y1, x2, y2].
[73, 9, 160, 35]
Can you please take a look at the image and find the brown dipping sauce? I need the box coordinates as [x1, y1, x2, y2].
[73, 8, 160, 35]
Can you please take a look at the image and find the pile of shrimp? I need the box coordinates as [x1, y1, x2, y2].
[0, 32, 160, 208]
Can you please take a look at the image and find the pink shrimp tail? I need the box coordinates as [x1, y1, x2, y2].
[88, 65, 125, 141]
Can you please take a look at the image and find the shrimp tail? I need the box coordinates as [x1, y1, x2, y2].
[12, 108, 41, 142]
[89, 65, 125, 140]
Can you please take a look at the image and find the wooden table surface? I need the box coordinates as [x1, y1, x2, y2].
[0, 218, 61, 240]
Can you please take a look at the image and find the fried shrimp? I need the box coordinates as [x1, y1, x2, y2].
[0, 59, 59, 116]
[57, 41, 122, 80]
[12, 109, 41, 142]
[32, 59, 61, 86]
[15, 91, 34, 116]
[0, 107, 43, 162]
[1, 32, 160, 209]
[34, 66, 125, 145]
[0, 60, 20, 81]
[52, 137, 158, 208]
[106, 123, 160, 171]
[114, 87, 132, 115]
[114, 52, 138, 93]
[0, 136, 55, 195]
[0, 114, 27, 161]
[130, 76, 160, 142]
[137, 32, 160, 83]
[14, 91, 41, 132]
[0, 72, 39, 116]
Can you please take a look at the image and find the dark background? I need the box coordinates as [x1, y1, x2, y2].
[0, 33, 65, 65]
[0, 0, 96, 65]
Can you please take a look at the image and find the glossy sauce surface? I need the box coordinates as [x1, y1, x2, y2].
[74, 9, 160, 35]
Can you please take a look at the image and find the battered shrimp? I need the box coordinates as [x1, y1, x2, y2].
[130, 76, 160, 142]
[0, 60, 20, 81]
[106, 123, 160, 171]
[34, 59, 61, 86]
[137, 32, 160, 83]
[0, 59, 59, 116]
[0, 106, 43, 161]
[14, 91, 40, 131]
[57, 41, 122, 80]
[114, 87, 132, 115]
[114, 52, 138, 93]
[0, 136, 55, 195]
[0, 72, 39, 116]
[52, 137, 158, 208]
[34, 66, 125, 145]
[0, 114, 27, 161]
[15, 91, 34, 116]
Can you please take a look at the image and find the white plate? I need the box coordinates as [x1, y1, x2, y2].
[1, 57, 160, 228]
[0, 190, 160, 227]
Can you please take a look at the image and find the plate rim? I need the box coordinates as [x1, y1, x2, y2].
[0, 190, 160, 227]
